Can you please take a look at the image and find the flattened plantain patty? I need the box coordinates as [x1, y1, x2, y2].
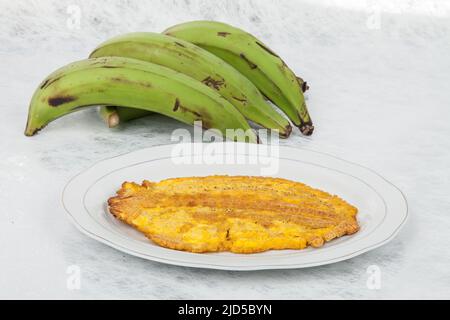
[108, 176, 359, 253]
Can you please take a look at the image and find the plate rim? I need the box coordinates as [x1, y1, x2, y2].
[62, 143, 409, 271]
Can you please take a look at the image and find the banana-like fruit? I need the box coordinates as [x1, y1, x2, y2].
[89, 32, 291, 137]
[164, 21, 314, 135]
[100, 77, 309, 128]
[24, 57, 258, 143]
[101, 76, 309, 128]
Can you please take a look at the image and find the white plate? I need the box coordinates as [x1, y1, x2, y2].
[62, 142, 408, 270]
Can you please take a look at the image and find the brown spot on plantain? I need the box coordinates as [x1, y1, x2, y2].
[217, 32, 231, 37]
[255, 41, 279, 58]
[173, 98, 204, 118]
[239, 54, 257, 69]
[202, 76, 225, 90]
[180, 106, 202, 118]
[48, 95, 77, 107]
[173, 98, 180, 112]
[40, 75, 64, 89]
[232, 96, 247, 104]
[198, 117, 214, 130]
[88, 58, 108, 65]
[110, 77, 152, 88]
[174, 41, 186, 47]
[40, 79, 50, 89]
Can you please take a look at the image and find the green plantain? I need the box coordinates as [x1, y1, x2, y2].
[24, 57, 258, 143]
[164, 21, 314, 135]
[90, 32, 291, 137]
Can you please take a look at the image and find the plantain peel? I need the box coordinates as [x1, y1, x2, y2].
[108, 176, 359, 253]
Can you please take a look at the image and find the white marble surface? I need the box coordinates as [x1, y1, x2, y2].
[1, 0, 450, 299]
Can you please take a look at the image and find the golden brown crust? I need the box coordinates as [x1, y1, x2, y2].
[108, 175, 359, 253]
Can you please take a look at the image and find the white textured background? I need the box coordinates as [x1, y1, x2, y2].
[1, 0, 449, 299]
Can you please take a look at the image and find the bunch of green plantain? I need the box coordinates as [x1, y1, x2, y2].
[25, 21, 313, 143]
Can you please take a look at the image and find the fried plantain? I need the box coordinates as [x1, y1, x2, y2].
[108, 176, 359, 253]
